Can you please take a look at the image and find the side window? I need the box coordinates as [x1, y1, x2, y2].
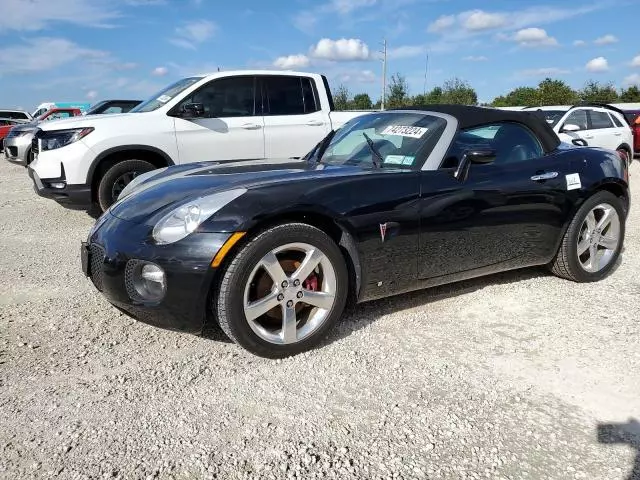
[179, 76, 256, 118]
[590, 110, 614, 129]
[103, 106, 123, 114]
[441, 122, 543, 168]
[609, 113, 623, 128]
[264, 76, 318, 115]
[562, 110, 588, 131]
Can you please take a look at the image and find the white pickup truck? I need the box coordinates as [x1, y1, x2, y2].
[27, 70, 371, 212]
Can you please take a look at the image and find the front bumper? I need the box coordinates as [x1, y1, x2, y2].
[84, 211, 231, 334]
[4, 134, 32, 165]
[28, 165, 92, 209]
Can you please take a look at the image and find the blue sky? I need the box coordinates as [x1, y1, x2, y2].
[1, 0, 639, 111]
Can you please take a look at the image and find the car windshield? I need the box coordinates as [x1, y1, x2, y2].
[85, 101, 109, 115]
[316, 112, 448, 169]
[531, 109, 567, 127]
[130, 77, 203, 113]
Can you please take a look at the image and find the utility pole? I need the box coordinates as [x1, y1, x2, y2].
[423, 51, 429, 96]
[379, 39, 387, 110]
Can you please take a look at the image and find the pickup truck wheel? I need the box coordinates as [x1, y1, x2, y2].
[97, 159, 155, 211]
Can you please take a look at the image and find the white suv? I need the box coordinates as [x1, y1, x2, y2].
[522, 103, 634, 164]
[27, 70, 370, 212]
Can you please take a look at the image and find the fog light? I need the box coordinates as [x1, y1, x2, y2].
[49, 182, 65, 189]
[127, 262, 166, 302]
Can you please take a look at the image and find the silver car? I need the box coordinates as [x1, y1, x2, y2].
[4, 123, 38, 166]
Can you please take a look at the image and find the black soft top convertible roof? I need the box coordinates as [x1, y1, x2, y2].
[392, 104, 561, 153]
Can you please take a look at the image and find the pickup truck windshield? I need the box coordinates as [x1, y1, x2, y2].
[130, 77, 203, 113]
[318, 112, 447, 169]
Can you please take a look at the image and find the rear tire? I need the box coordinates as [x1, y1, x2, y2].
[550, 191, 625, 282]
[215, 223, 349, 358]
[96, 159, 155, 212]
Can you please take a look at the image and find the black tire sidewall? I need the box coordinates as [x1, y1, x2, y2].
[97, 160, 155, 211]
[563, 191, 625, 282]
[216, 223, 349, 358]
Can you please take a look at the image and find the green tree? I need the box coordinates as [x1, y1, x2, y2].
[440, 78, 478, 105]
[350, 93, 373, 110]
[537, 78, 578, 105]
[620, 85, 640, 103]
[491, 87, 539, 107]
[579, 80, 619, 103]
[386, 73, 409, 108]
[333, 84, 351, 110]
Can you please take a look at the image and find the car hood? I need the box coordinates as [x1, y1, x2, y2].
[109, 159, 387, 223]
[9, 123, 39, 133]
[38, 112, 137, 131]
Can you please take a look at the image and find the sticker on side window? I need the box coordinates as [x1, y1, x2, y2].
[157, 95, 171, 103]
[381, 125, 428, 138]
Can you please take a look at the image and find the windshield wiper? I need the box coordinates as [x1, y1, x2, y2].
[362, 132, 383, 168]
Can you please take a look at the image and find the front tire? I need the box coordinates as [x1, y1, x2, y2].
[96, 159, 155, 211]
[215, 223, 349, 358]
[550, 191, 625, 282]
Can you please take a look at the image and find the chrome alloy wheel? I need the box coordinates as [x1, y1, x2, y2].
[577, 203, 621, 273]
[243, 242, 337, 345]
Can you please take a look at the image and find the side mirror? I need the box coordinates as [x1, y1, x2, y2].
[560, 123, 580, 133]
[180, 103, 205, 119]
[454, 148, 496, 181]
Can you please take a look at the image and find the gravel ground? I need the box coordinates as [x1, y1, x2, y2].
[1, 159, 639, 480]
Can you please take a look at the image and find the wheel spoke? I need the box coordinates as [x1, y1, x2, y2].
[577, 238, 590, 256]
[301, 290, 335, 310]
[281, 304, 297, 343]
[598, 235, 618, 250]
[596, 207, 613, 231]
[584, 211, 596, 234]
[587, 245, 598, 271]
[291, 249, 324, 283]
[260, 252, 288, 286]
[244, 292, 279, 321]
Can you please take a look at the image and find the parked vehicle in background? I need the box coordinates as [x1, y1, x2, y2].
[32, 102, 91, 117]
[0, 109, 32, 121]
[4, 108, 83, 165]
[27, 70, 372, 212]
[522, 103, 634, 164]
[623, 109, 640, 157]
[85, 100, 143, 115]
[0, 118, 29, 152]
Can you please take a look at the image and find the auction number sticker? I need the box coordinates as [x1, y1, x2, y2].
[157, 95, 171, 103]
[381, 125, 428, 138]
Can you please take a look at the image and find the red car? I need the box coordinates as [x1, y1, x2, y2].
[37, 107, 83, 122]
[0, 118, 28, 152]
[623, 110, 640, 156]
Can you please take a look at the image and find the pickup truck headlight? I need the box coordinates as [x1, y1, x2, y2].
[40, 127, 94, 151]
[152, 188, 247, 245]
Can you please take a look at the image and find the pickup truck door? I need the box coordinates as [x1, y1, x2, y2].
[260, 75, 331, 160]
[172, 75, 265, 164]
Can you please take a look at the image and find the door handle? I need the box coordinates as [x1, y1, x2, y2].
[531, 171, 558, 181]
[613, 132, 622, 136]
[241, 123, 262, 130]
[306, 120, 324, 126]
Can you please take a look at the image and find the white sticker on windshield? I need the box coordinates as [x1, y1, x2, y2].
[157, 95, 171, 103]
[384, 155, 405, 165]
[566, 173, 581, 190]
[381, 125, 428, 138]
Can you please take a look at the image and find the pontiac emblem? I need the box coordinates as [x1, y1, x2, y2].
[379, 223, 388, 242]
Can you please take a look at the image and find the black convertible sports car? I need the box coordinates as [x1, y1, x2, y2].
[82, 105, 630, 358]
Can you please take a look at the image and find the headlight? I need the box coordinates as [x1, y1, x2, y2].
[8, 129, 32, 138]
[152, 188, 247, 245]
[40, 127, 94, 151]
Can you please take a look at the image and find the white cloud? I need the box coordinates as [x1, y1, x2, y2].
[428, 5, 605, 37]
[460, 10, 506, 31]
[632, 55, 640, 67]
[624, 73, 640, 86]
[170, 20, 217, 50]
[511, 28, 558, 47]
[594, 34, 618, 45]
[309, 38, 370, 61]
[386, 45, 425, 59]
[516, 67, 570, 77]
[339, 69, 377, 83]
[330, 0, 377, 15]
[152, 66, 168, 76]
[273, 54, 310, 69]
[463, 55, 488, 61]
[0, 37, 109, 74]
[573, 40, 586, 46]
[585, 56, 609, 72]
[86, 90, 98, 100]
[0, 0, 119, 31]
